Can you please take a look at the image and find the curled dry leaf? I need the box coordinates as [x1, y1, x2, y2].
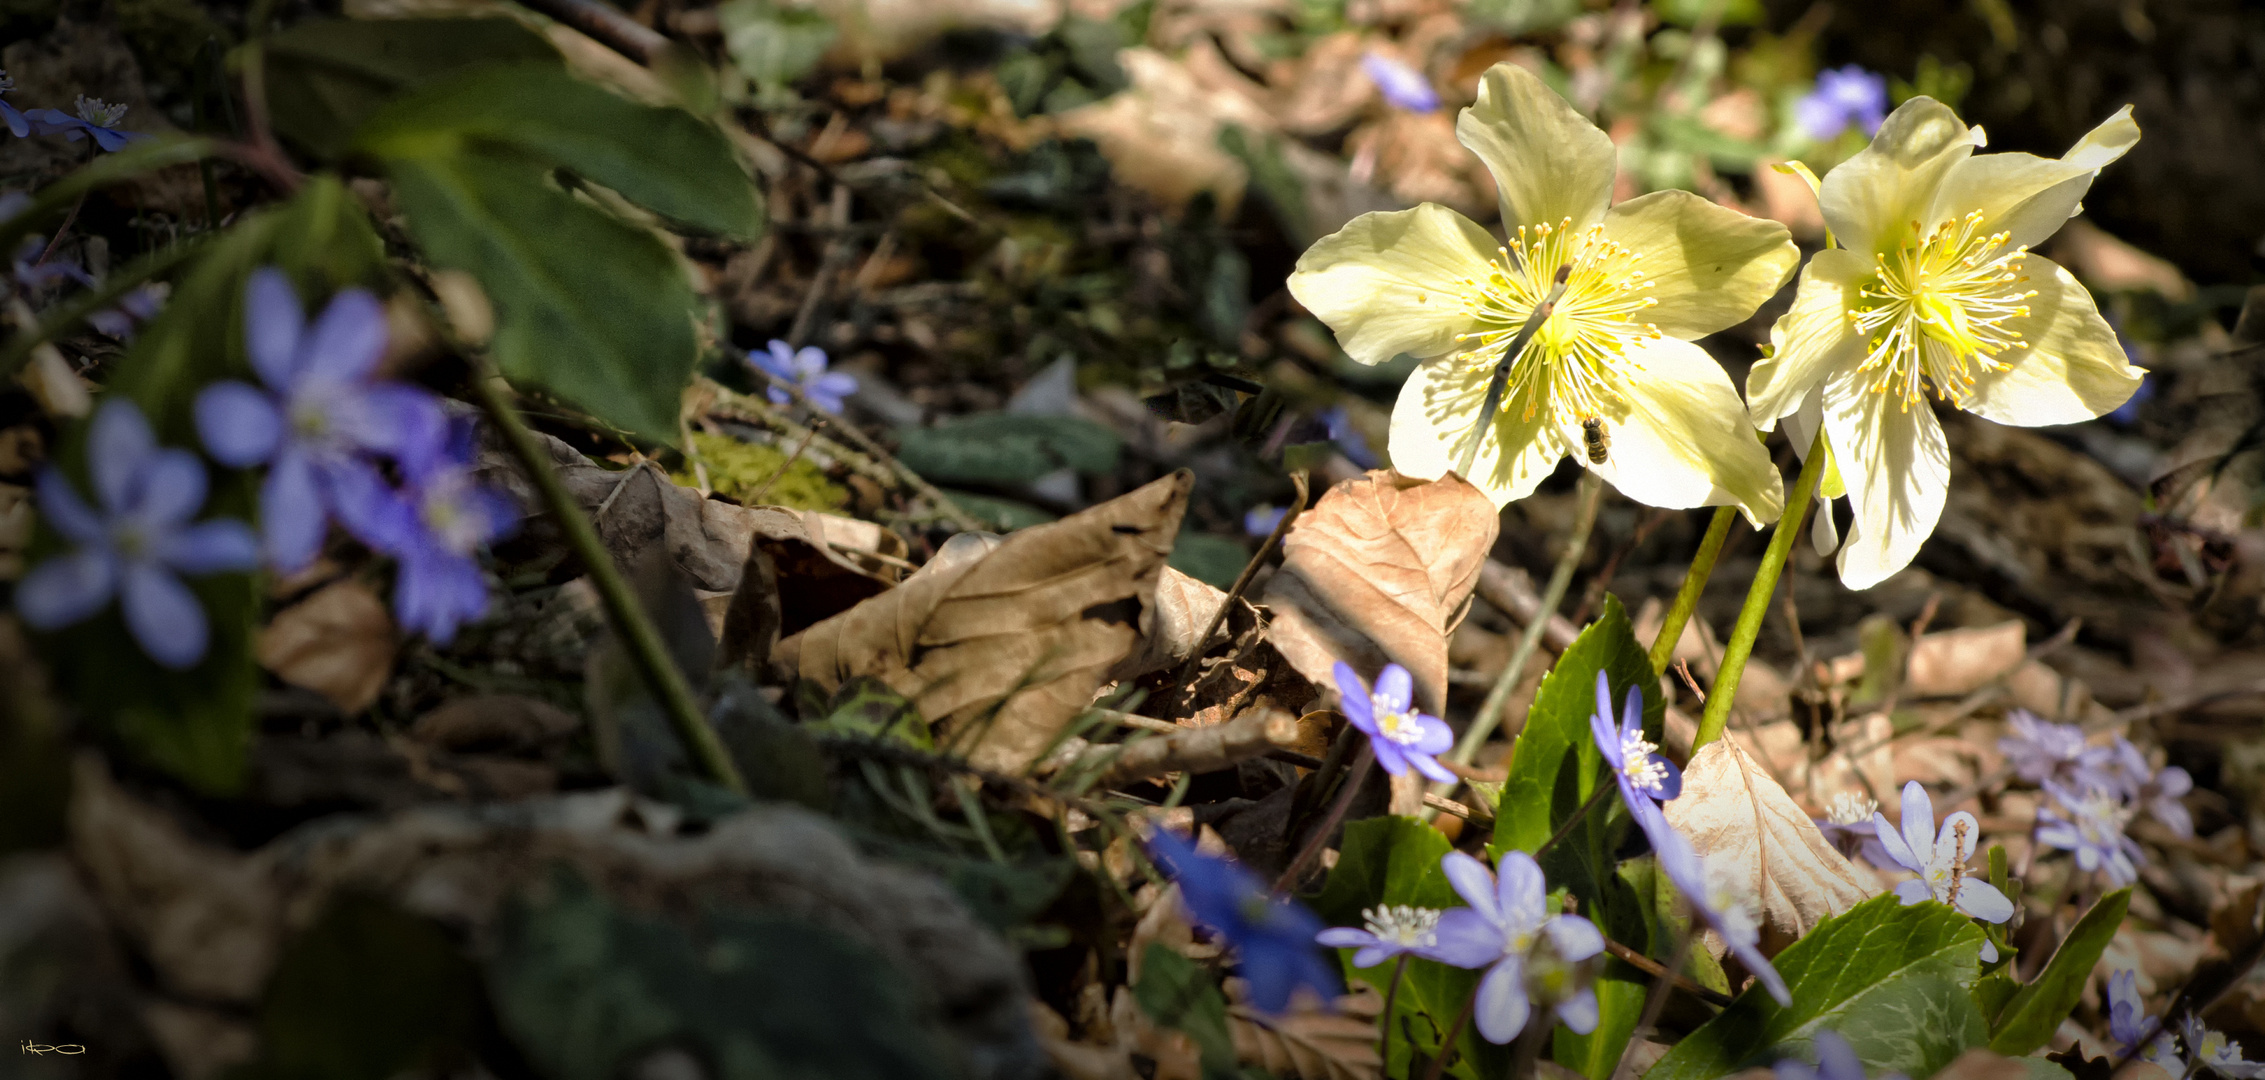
[776, 472, 1191, 772]
[255, 579, 397, 714]
[1661, 738, 1872, 940]
[1224, 979, 1382, 1080]
[1904, 621, 2027, 699]
[1108, 565, 1256, 683]
[1262, 470, 1498, 715]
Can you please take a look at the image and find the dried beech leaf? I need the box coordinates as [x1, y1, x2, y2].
[776, 472, 1191, 772]
[1261, 470, 1498, 715]
[1108, 565, 1251, 683]
[1225, 981, 1382, 1080]
[255, 580, 397, 714]
[1904, 621, 2026, 698]
[1661, 738, 1872, 939]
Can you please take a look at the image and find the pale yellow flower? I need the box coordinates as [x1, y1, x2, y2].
[1747, 98, 2143, 588]
[1287, 63, 1796, 522]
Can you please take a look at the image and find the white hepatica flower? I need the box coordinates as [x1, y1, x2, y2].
[1747, 97, 2144, 588]
[1287, 62, 1796, 521]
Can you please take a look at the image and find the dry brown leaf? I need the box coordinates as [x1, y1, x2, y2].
[1109, 565, 1251, 683]
[255, 580, 396, 714]
[410, 694, 579, 755]
[1055, 46, 1273, 213]
[776, 472, 1190, 772]
[1929, 1049, 2040, 1080]
[1224, 980, 1382, 1080]
[1661, 739, 1872, 940]
[1272, 31, 1375, 134]
[1262, 470, 1497, 715]
[1905, 621, 2026, 698]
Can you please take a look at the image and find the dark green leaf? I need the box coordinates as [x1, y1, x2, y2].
[1988, 888, 2131, 1056]
[262, 18, 560, 159]
[239, 895, 483, 1080]
[1647, 895, 1990, 1080]
[356, 61, 762, 239]
[938, 489, 1058, 531]
[894, 413, 1123, 487]
[1135, 944, 1238, 1079]
[381, 146, 699, 441]
[489, 868, 952, 1080]
[810, 676, 932, 748]
[1168, 532, 1249, 590]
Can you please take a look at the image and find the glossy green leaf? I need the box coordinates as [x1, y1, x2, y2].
[1988, 888, 2131, 1056]
[1135, 944, 1238, 1078]
[355, 61, 762, 239]
[1648, 896, 1989, 1080]
[381, 146, 699, 441]
[262, 18, 561, 159]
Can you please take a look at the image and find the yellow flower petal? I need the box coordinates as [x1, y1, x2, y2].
[1572, 337, 1786, 525]
[1927, 106, 2139, 250]
[1747, 248, 1871, 426]
[1822, 369, 1951, 590]
[1456, 63, 1617, 234]
[1287, 204, 1501, 365]
[1820, 97, 1983, 257]
[1603, 189, 1800, 341]
[1389, 352, 1567, 508]
[1963, 256, 2145, 426]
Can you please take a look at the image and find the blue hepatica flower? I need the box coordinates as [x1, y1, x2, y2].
[1774, 1030, 1905, 1080]
[387, 417, 516, 644]
[2182, 1014, 2265, 1079]
[87, 283, 165, 340]
[11, 236, 94, 293]
[1317, 904, 1446, 968]
[1997, 710, 2112, 789]
[2108, 969, 2180, 1068]
[1641, 798, 1790, 1005]
[1814, 791, 1894, 869]
[751, 339, 857, 415]
[1146, 826, 1338, 1014]
[1872, 781, 2015, 958]
[195, 267, 445, 572]
[1243, 505, 1288, 537]
[0, 72, 28, 138]
[1590, 671, 1679, 810]
[14, 400, 257, 669]
[1361, 52, 1439, 113]
[1429, 850, 1604, 1042]
[2104, 736, 2195, 839]
[25, 95, 148, 152]
[1334, 661, 1456, 783]
[1794, 65, 1887, 142]
[2036, 781, 2144, 887]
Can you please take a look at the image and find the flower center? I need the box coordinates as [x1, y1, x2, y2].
[1370, 693, 1425, 746]
[420, 473, 487, 554]
[1452, 218, 1660, 428]
[111, 520, 150, 560]
[74, 95, 127, 127]
[1849, 211, 2037, 411]
[2073, 789, 2129, 846]
[1619, 731, 1667, 793]
[1362, 905, 1441, 949]
[1827, 792, 1877, 826]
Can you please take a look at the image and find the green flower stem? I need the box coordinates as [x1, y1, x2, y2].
[1438, 470, 1605, 784]
[1645, 505, 1735, 676]
[1378, 954, 1409, 1074]
[470, 367, 748, 795]
[1693, 427, 1827, 753]
[1420, 982, 1481, 1080]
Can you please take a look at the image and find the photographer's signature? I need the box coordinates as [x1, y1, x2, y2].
[19, 1042, 86, 1055]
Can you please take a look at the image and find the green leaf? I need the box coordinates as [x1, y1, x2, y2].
[1135, 944, 1238, 1079]
[489, 867, 953, 1080]
[262, 18, 560, 159]
[810, 676, 932, 749]
[1988, 888, 2131, 1056]
[1168, 531, 1250, 590]
[1647, 895, 1990, 1080]
[356, 61, 762, 239]
[381, 145, 699, 441]
[717, 0, 838, 92]
[893, 413, 1123, 487]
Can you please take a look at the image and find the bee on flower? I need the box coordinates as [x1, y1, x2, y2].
[1287, 62, 1796, 522]
[1746, 96, 2144, 588]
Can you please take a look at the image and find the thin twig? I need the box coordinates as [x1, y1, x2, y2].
[1177, 470, 1308, 688]
[514, 0, 669, 62]
[1536, 784, 1615, 859]
[1602, 936, 1733, 1008]
[746, 419, 824, 504]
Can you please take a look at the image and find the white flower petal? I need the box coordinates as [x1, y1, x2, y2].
[1962, 256, 2145, 427]
[1748, 248, 1871, 426]
[1928, 106, 2140, 250]
[1820, 96, 1984, 258]
[1822, 370, 1950, 590]
[1600, 189, 1799, 341]
[1287, 204, 1500, 365]
[1388, 353, 1567, 508]
[1457, 62, 1616, 234]
[1572, 337, 1785, 525]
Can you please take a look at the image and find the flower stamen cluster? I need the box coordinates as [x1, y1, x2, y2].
[1619, 730, 1669, 793]
[1453, 219, 1660, 429]
[1827, 792, 1878, 826]
[1360, 905, 1442, 952]
[1849, 210, 2037, 412]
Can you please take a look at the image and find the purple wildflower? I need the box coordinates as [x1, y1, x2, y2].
[1317, 904, 1446, 968]
[1815, 791, 1894, 869]
[387, 417, 515, 644]
[1794, 66, 1887, 141]
[1146, 826, 1338, 1014]
[2108, 969, 2178, 1068]
[1334, 661, 1456, 783]
[1244, 505, 1287, 537]
[751, 340, 857, 415]
[1642, 798, 1790, 1005]
[2036, 781, 2143, 887]
[11, 236, 94, 293]
[13, 400, 257, 669]
[2103, 737, 2194, 839]
[87, 283, 166, 340]
[1590, 670, 1680, 810]
[2185, 1014, 2265, 1079]
[1429, 850, 1604, 1042]
[194, 267, 445, 572]
[1873, 781, 2016, 959]
[1997, 710, 2110, 788]
[0, 72, 27, 137]
[1775, 1031, 1902, 1080]
[24, 95, 147, 152]
[1361, 52, 1439, 113]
